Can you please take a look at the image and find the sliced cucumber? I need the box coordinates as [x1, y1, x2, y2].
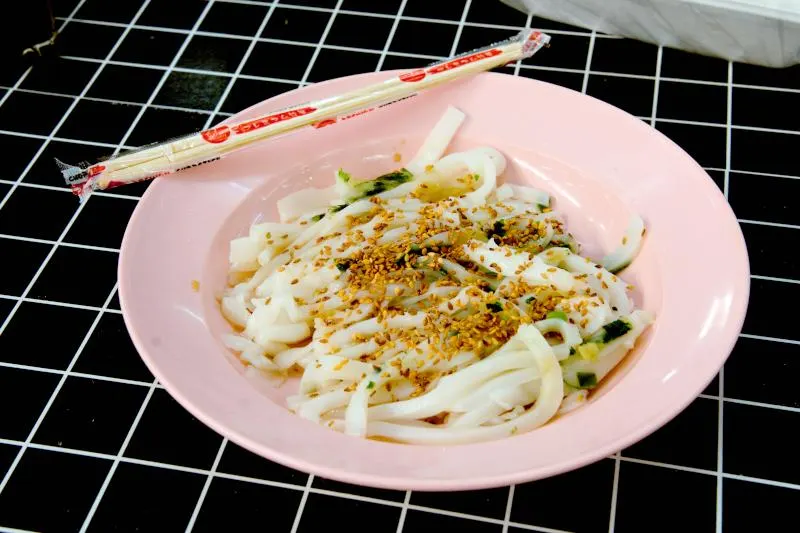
[601, 215, 645, 273]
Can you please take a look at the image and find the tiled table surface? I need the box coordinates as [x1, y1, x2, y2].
[0, 0, 798, 532]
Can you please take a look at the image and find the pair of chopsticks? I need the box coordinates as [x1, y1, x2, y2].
[60, 30, 550, 200]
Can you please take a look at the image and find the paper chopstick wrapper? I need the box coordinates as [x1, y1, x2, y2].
[59, 30, 550, 200]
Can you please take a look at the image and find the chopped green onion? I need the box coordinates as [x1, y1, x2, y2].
[330, 204, 347, 213]
[486, 220, 506, 241]
[576, 372, 597, 388]
[337, 169, 351, 183]
[601, 319, 632, 343]
[486, 302, 503, 312]
[311, 213, 324, 222]
[335, 260, 352, 272]
[366, 381, 375, 389]
[546, 310, 568, 321]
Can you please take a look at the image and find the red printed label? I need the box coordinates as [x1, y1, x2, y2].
[231, 107, 317, 135]
[87, 164, 105, 178]
[201, 126, 231, 144]
[313, 118, 337, 129]
[399, 69, 426, 83]
[427, 48, 503, 75]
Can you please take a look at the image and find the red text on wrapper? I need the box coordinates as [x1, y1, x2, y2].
[87, 164, 105, 178]
[201, 125, 231, 144]
[313, 107, 375, 129]
[399, 69, 426, 83]
[232, 107, 317, 135]
[427, 48, 503, 74]
[313, 118, 337, 129]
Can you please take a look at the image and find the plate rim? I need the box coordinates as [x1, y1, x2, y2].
[119, 70, 750, 490]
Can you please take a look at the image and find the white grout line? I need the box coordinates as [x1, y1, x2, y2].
[0, 179, 141, 200]
[719, 167, 800, 181]
[185, 439, 228, 532]
[0, 282, 118, 497]
[0, 527, 40, 533]
[738, 333, 800, 346]
[723, 473, 800, 491]
[501, 484, 516, 533]
[374, 0, 407, 73]
[750, 274, 800, 286]
[0, 85, 213, 117]
[580, 31, 596, 94]
[738, 218, 800, 230]
[0, 360, 151, 388]
[504, 523, 572, 533]
[0, 233, 120, 253]
[289, 474, 315, 533]
[699, 394, 800, 414]
[78, 379, 159, 532]
[448, 0, 473, 58]
[649, 46, 663, 126]
[608, 453, 621, 532]
[0, 128, 119, 148]
[395, 490, 412, 533]
[0, 293, 121, 314]
[617, 455, 719, 478]
[296, 0, 343, 87]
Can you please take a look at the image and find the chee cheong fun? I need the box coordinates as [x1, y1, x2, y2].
[220, 106, 654, 445]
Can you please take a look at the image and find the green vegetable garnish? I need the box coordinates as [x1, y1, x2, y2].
[486, 302, 503, 312]
[472, 173, 480, 181]
[576, 372, 597, 388]
[546, 310, 568, 321]
[569, 346, 576, 355]
[337, 169, 352, 183]
[395, 243, 424, 265]
[485, 220, 506, 241]
[342, 168, 413, 202]
[525, 296, 535, 304]
[329, 204, 347, 213]
[335, 260, 352, 272]
[366, 381, 375, 389]
[600, 319, 632, 343]
[311, 213, 325, 222]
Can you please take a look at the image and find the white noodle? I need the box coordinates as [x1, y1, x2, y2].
[219, 106, 654, 445]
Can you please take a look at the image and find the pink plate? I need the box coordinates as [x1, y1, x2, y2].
[119, 71, 749, 491]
